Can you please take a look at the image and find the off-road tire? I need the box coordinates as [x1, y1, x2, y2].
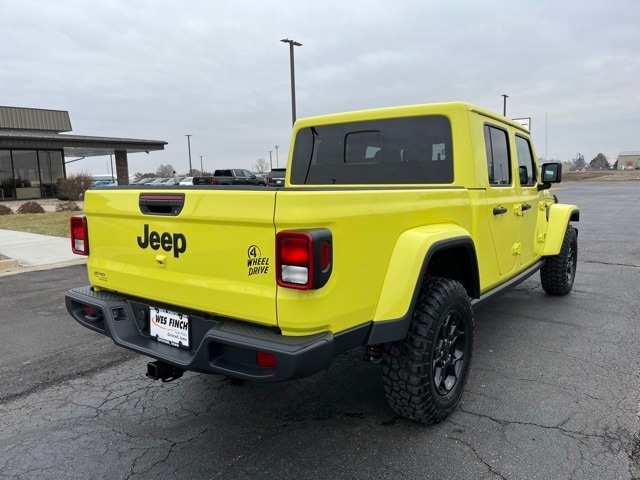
[541, 224, 577, 295]
[381, 277, 474, 424]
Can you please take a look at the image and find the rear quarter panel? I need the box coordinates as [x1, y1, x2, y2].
[274, 187, 474, 335]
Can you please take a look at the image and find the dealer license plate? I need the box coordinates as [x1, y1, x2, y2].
[149, 307, 190, 348]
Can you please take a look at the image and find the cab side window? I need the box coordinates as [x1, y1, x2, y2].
[484, 125, 511, 186]
[515, 135, 536, 186]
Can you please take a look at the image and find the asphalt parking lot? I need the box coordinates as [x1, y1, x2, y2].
[0, 182, 639, 479]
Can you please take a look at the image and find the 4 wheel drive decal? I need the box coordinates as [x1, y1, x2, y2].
[247, 244, 270, 276]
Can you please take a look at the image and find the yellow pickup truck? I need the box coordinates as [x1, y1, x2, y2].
[65, 101, 579, 424]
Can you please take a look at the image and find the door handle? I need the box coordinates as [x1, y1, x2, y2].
[493, 206, 508, 215]
[522, 203, 532, 211]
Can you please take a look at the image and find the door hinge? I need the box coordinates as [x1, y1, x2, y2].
[512, 243, 522, 255]
[537, 233, 547, 243]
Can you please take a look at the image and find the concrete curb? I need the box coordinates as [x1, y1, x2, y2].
[0, 258, 86, 277]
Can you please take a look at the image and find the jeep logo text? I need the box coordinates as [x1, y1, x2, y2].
[137, 224, 187, 258]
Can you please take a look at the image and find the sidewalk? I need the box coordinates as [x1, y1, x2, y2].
[0, 229, 86, 274]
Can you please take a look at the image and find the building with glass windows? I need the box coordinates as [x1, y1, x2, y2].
[0, 106, 166, 200]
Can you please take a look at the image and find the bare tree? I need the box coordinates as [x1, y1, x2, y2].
[57, 172, 93, 201]
[156, 164, 176, 177]
[567, 153, 585, 171]
[253, 158, 270, 174]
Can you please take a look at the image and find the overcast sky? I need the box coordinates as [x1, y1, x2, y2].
[2, 0, 639, 176]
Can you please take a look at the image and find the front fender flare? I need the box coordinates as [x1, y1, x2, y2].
[543, 204, 579, 256]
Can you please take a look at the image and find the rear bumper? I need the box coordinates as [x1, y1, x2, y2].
[65, 286, 367, 382]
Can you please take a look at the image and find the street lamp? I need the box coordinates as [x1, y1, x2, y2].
[501, 94, 509, 116]
[185, 134, 193, 174]
[280, 38, 302, 126]
[275, 144, 279, 167]
[269, 150, 273, 170]
[199, 155, 203, 174]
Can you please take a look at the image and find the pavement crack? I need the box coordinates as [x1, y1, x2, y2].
[453, 436, 507, 479]
[582, 260, 640, 268]
[629, 434, 640, 479]
[459, 408, 625, 444]
[374, 455, 410, 479]
[126, 438, 177, 480]
[470, 367, 605, 401]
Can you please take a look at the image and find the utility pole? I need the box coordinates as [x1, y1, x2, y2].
[501, 94, 509, 116]
[185, 134, 193, 173]
[269, 150, 273, 170]
[275, 145, 279, 167]
[199, 155, 203, 174]
[280, 38, 302, 126]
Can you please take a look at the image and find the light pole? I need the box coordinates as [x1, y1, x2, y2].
[199, 155, 203, 174]
[501, 94, 509, 116]
[269, 150, 273, 170]
[280, 38, 302, 126]
[275, 144, 279, 167]
[185, 134, 193, 174]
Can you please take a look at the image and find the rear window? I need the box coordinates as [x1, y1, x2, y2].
[290, 115, 453, 185]
[269, 169, 286, 179]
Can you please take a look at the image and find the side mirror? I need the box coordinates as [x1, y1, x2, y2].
[538, 162, 562, 190]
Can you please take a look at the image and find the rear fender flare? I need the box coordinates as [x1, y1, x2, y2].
[367, 225, 479, 344]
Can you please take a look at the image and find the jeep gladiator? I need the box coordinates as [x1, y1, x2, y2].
[66, 102, 579, 424]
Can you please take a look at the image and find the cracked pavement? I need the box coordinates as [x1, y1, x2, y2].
[1, 182, 639, 479]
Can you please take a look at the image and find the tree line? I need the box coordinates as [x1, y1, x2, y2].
[540, 153, 612, 172]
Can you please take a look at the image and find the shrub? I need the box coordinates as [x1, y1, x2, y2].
[17, 201, 45, 214]
[56, 172, 93, 201]
[55, 201, 82, 212]
[0, 205, 13, 215]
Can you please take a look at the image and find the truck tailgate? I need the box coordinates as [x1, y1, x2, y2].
[83, 188, 278, 327]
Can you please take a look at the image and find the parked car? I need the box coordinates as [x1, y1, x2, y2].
[266, 168, 286, 187]
[147, 178, 169, 185]
[193, 169, 267, 186]
[66, 101, 578, 425]
[91, 180, 117, 188]
[179, 177, 193, 185]
[132, 177, 156, 186]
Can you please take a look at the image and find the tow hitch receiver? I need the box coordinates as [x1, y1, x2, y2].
[146, 360, 185, 382]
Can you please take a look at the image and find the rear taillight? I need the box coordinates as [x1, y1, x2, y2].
[276, 229, 332, 290]
[70, 215, 89, 255]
